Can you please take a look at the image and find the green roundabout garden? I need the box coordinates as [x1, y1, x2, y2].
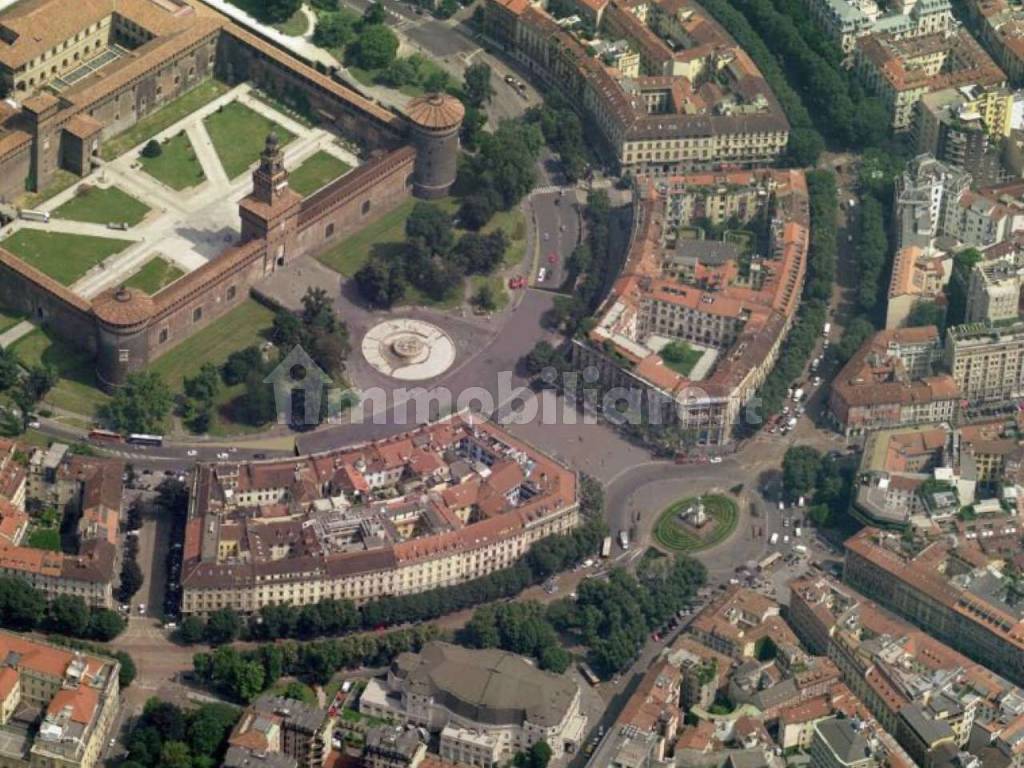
[654, 494, 739, 553]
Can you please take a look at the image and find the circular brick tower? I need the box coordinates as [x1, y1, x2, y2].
[93, 285, 155, 391]
[407, 93, 465, 200]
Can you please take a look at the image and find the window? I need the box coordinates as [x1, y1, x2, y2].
[192, 307, 202, 323]
[325, 222, 334, 238]
[226, 285, 236, 300]
[159, 328, 168, 343]
[118, 350, 129, 363]
[361, 200, 370, 215]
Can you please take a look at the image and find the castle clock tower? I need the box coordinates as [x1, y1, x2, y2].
[238, 132, 302, 268]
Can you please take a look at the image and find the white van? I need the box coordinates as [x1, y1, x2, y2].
[769, 532, 779, 545]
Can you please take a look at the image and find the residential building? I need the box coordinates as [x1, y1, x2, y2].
[945, 321, 1024, 404]
[843, 527, 1024, 688]
[180, 413, 579, 616]
[359, 642, 586, 766]
[810, 718, 877, 768]
[572, 169, 809, 446]
[483, 0, 790, 176]
[894, 155, 972, 249]
[0, 631, 120, 768]
[967, 0, 1024, 85]
[829, 326, 959, 437]
[802, 0, 951, 54]
[915, 84, 1014, 185]
[966, 258, 1024, 323]
[361, 727, 427, 768]
[855, 29, 1006, 131]
[885, 244, 951, 329]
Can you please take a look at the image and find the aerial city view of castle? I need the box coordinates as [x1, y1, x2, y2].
[6, 0, 1024, 765]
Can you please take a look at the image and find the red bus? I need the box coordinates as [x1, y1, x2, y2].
[88, 429, 124, 444]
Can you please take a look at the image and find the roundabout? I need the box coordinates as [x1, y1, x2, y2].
[360, 318, 457, 381]
[653, 494, 739, 553]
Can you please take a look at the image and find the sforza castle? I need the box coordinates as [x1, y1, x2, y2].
[0, 0, 464, 390]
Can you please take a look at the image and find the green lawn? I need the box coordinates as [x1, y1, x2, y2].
[148, 299, 277, 436]
[124, 257, 184, 295]
[150, 299, 275, 391]
[11, 328, 109, 418]
[26, 528, 60, 551]
[469, 274, 509, 312]
[52, 186, 150, 227]
[316, 197, 458, 276]
[274, 8, 309, 35]
[204, 101, 295, 179]
[0, 230, 131, 285]
[660, 341, 702, 377]
[288, 151, 352, 197]
[140, 132, 206, 190]
[101, 79, 231, 160]
[654, 495, 739, 553]
[481, 208, 527, 268]
[0, 309, 24, 335]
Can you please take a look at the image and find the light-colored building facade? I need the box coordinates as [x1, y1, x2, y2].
[945, 321, 1024, 404]
[803, 0, 951, 54]
[360, 643, 586, 767]
[181, 414, 579, 615]
[966, 258, 1024, 323]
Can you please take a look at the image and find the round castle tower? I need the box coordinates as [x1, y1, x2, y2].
[407, 93, 465, 200]
[93, 285, 155, 391]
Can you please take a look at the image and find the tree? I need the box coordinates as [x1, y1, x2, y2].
[25, 364, 57, 400]
[463, 62, 494, 108]
[906, 301, 946, 333]
[141, 140, 162, 159]
[271, 311, 304, 350]
[104, 372, 172, 434]
[89, 609, 126, 641]
[834, 316, 875, 365]
[242, 372, 277, 427]
[312, 10, 359, 49]
[178, 615, 206, 644]
[222, 346, 265, 386]
[354, 255, 405, 309]
[46, 595, 90, 636]
[461, 105, 487, 150]
[362, 2, 386, 25]
[348, 24, 398, 70]
[473, 283, 498, 312]
[524, 341, 558, 376]
[184, 363, 221, 404]
[118, 559, 144, 602]
[301, 287, 336, 332]
[406, 202, 454, 255]
[160, 741, 191, 768]
[204, 608, 242, 646]
[0, 348, 20, 392]
[782, 446, 822, 500]
[379, 56, 419, 87]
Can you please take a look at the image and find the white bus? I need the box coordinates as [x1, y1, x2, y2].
[19, 209, 49, 223]
[618, 530, 630, 550]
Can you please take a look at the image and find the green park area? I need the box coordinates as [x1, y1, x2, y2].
[316, 198, 526, 280]
[654, 495, 739, 553]
[660, 341, 702, 377]
[204, 101, 295, 179]
[288, 151, 352, 196]
[124, 257, 184, 295]
[102, 79, 231, 160]
[149, 299, 276, 436]
[52, 186, 150, 227]
[11, 328, 109, 419]
[140, 133, 206, 190]
[0, 230, 131, 286]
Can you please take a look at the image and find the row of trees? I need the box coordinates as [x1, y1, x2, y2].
[192, 624, 443, 701]
[178, 515, 608, 646]
[122, 698, 239, 768]
[0, 576, 125, 641]
[751, 171, 837, 420]
[460, 552, 707, 677]
[525, 96, 588, 182]
[118, 500, 145, 603]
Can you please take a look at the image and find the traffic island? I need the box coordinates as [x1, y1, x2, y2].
[653, 494, 739, 553]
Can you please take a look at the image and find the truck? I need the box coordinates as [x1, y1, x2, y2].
[618, 530, 630, 550]
[19, 209, 49, 223]
[601, 536, 612, 558]
[823, 322, 831, 337]
[792, 388, 804, 402]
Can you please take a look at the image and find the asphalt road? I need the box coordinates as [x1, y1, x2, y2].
[533, 189, 582, 288]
